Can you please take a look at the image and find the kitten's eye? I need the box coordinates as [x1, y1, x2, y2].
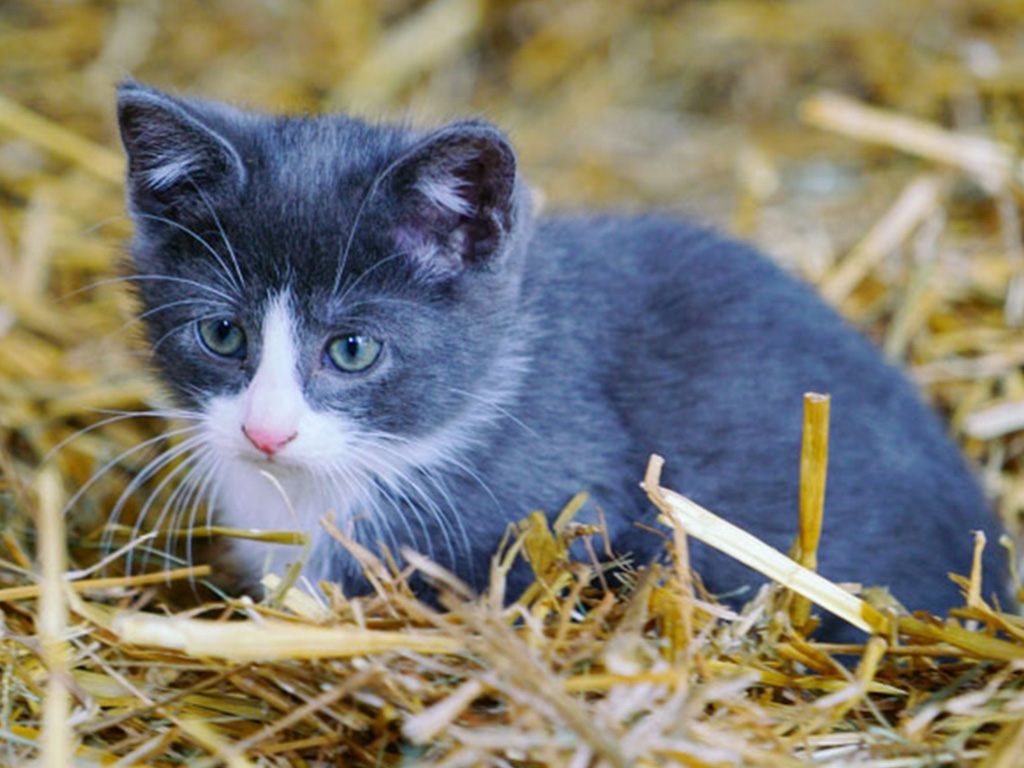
[327, 334, 382, 372]
[197, 318, 246, 358]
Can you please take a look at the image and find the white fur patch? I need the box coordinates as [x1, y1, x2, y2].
[241, 295, 303, 442]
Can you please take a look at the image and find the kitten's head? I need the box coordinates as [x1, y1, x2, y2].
[116, 82, 533, 518]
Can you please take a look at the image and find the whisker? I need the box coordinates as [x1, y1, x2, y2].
[142, 446, 211, 563]
[345, 441, 460, 570]
[437, 453, 501, 510]
[150, 311, 225, 355]
[133, 211, 243, 300]
[340, 296, 424, 313]
[326, 461, 397, 572]
[98, 434, 206, 568]
[347, 459, 434, 566]
[414, 464, 472, 567]
[445, 385, 539, 439]
[79, 213, 133, 237]
[124, 445, 209, 576]
[188, 178, 247, 293]
[361, 433, 498, 569]
[181, 455, 220, 565]
[62, 425, 203, 518]
[65, 531, 158, 581]
[59, 273, 236, 305]
[104, 297, 230, 347]
[321, 462, 373, 544]
[332, 130, 469, 296]
[84, 407, 201, 420]
[43, 409, 200, 465]
[139, 448, 216, 578]
[183, 466, 225, 597]
[334, 249, 420, 308]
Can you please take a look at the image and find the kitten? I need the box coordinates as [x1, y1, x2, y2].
[116, 81, 1008, 638]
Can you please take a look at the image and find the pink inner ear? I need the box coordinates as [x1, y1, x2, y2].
[393, 213, 468, 279]
[392, 171, 478, 278]
[391, 130, 514, 277]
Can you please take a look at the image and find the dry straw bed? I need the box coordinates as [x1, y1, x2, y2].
[4, 0, 1024, 765]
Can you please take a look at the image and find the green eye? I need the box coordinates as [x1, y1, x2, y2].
[327, 334, 382, 372]
[197, 318, 246, 358]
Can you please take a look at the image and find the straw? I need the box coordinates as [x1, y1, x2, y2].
[4, 2, 1024, 765]
[643, 455, 890, 635]
[36, 468, 72, 768]
[789, 393, 831, 631]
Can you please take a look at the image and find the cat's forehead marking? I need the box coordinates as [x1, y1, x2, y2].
[240, 291, 304, 439]
[259, 293, 298, 377]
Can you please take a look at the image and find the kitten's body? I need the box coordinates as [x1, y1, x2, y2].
[117, 83, 1007, 638]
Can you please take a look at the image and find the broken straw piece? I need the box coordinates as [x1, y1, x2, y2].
[642, 455, 890, 635]
[112, 614, 461, 660]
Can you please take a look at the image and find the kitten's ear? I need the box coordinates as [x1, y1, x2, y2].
[117, 81, 245, 217]
[390, 122, 519, 278]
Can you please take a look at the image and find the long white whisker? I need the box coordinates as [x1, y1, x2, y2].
[324, 461, 376, 546]
[331, 128, 471, 296]
[62, 425, 203, 518]
[189, 179, 246, 293]
[43, 409, 199, 465]
[445, 385, 539, 439]
[346, 458, 433, 565]
[65, 532, 158, 581]
[368, 437, 493, 570]
[104, 297, 230, 347]
[438, 451, 502, 511]
[334, 249, 420, 307]
[380, 475, 436, 563]
[137, 445, 212, 573]
[79, 213, 132, 237]
[133, 211, 242, 300]
[127, 447, 208, 576]
[98, 435, 206, 563]
[348, 444, 459, 570]
[60, 273, 235, 304]
[186, 466, 225, 596]
[414, 464, 472, 567]
[327, 461, 395, 570]
[145, 449, 217, 579]
[340, 296, 424, 313]
[150, 311, 225, 355]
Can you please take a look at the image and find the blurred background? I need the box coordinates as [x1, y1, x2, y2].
[3, 0, 1024, 557]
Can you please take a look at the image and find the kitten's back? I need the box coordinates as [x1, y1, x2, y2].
[515, 214, 1006, 634]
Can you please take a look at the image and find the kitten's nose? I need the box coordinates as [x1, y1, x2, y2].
[242, 424, 297, 456]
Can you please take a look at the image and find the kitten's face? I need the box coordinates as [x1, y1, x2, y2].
[117, 83, 530, 549]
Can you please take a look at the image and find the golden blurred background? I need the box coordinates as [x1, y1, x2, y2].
[5, 2, 1024, 765]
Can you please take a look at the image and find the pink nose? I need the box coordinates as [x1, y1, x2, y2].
[242, 425, 297, 456]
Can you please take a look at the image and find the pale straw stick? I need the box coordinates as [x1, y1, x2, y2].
[37, 468, 72, 768]
[642, 455, 889, 636]
[790, 393, 831, 631]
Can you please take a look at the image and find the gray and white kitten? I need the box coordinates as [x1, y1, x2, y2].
[116, 82, 1007, 638]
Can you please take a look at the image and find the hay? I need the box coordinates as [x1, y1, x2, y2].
[3, 0, 1024, 765]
